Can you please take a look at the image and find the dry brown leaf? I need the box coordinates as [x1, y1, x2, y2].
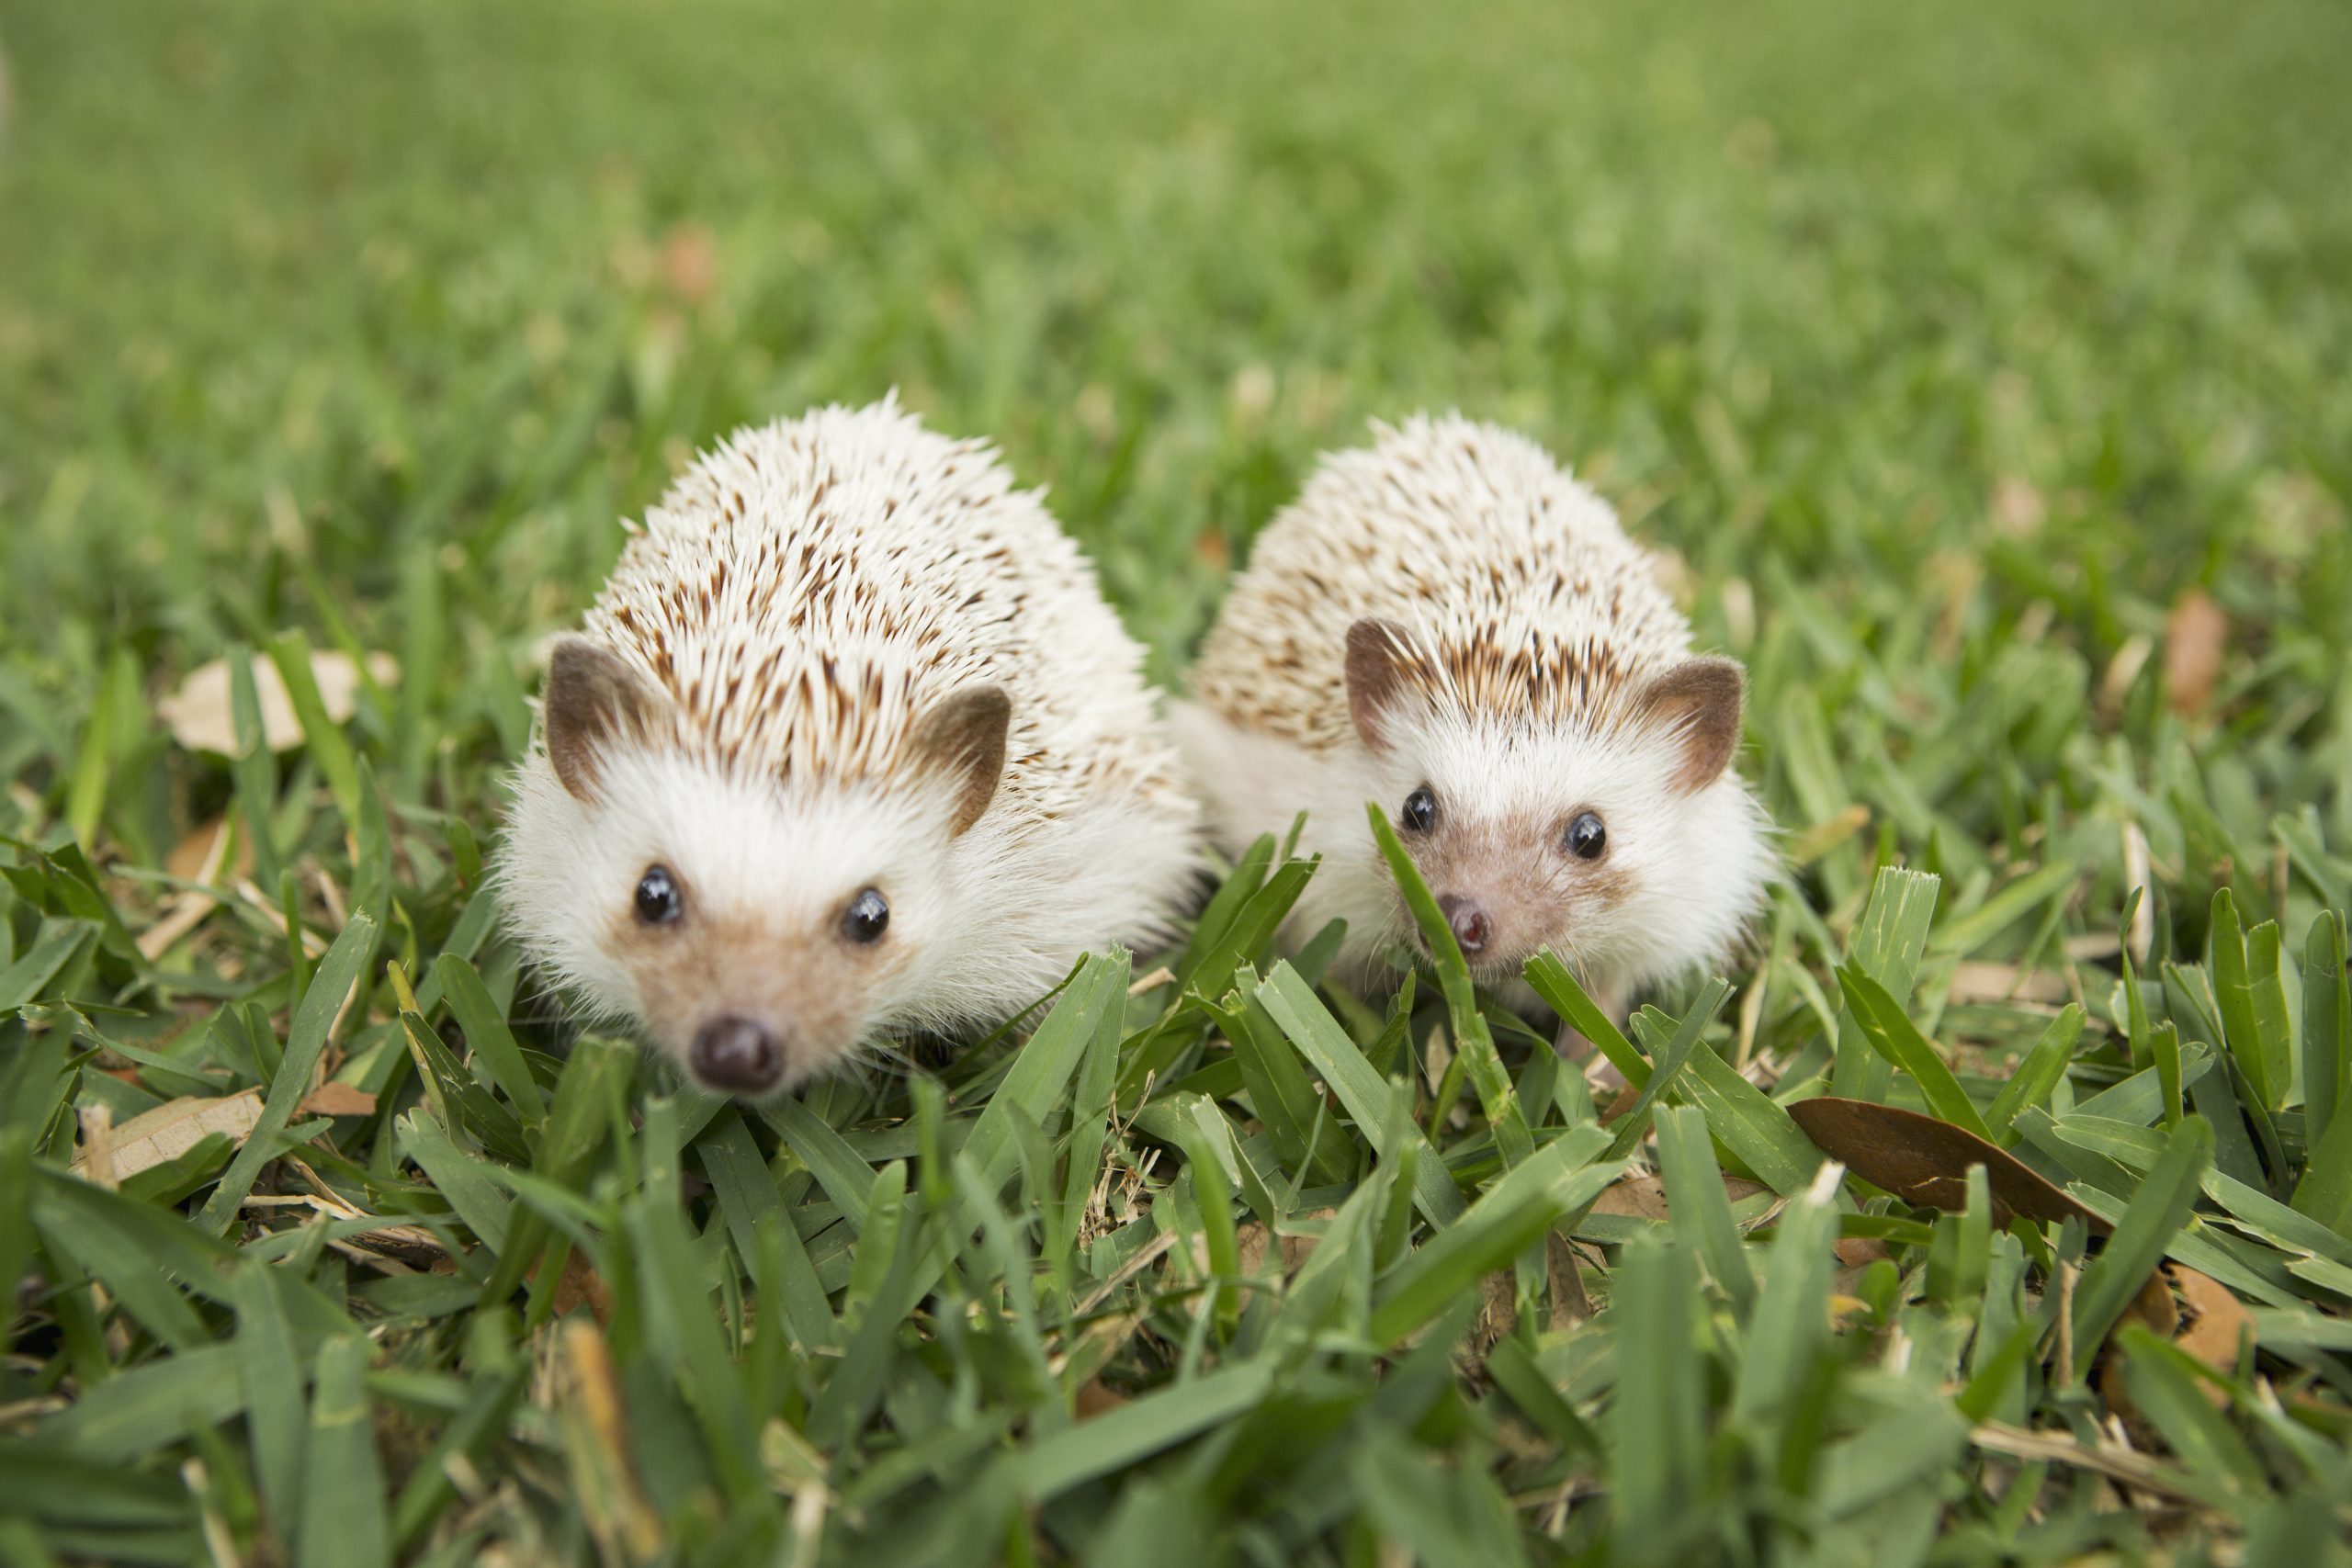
[2104, 1265, 2245, 1427]
[1832, 1235, 1894, 1296]
[2170, 1266, 2249, 1385]
[1074, 1380, 1130, 1420]
[1233, 1208, 1335, 1279]
[164, 818, 244, 883]
[159, 649, 398, 755]
[1787, 1097, 2107, 1231]
[1546, 1232, 1590, 1328]
[2121, 1267, 2182, 1340]
[1473, 1269, 1519, 1352]
[1835, 1235, 1894, 1270]
[2162, 589, 2227, 717]
[1589, 1170, 1770, 1222]
[1589, 1173, 1674, 1222]
[77, 1106, 117, 1190]
[549, 1247, 613, 1326]
[659, 223, 717, 305]
[70, 1089, 263, 1184]
[300, 1083, 378, 1118]
[140, 818, 243, 961]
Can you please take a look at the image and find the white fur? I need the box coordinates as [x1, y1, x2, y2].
[497, 400, 1199, 1083]
[501, 744, 1195, 1062]
[1173, 699, 1772, 995]
[1180, 414, 1775, 1004]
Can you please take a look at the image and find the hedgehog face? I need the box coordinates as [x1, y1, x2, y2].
[501, 637, 1012, 1099]
[1345, 619, 1760, 989]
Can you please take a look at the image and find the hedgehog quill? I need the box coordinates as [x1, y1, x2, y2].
[1178, 414, 1773, 1027]
[500, 400, 1199, 1097]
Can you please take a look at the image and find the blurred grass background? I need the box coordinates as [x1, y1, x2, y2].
[6, 0, 2352, 1562]
[6, 0, 2348, 694]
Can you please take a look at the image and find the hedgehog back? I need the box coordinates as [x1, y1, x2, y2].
[1190, 413, 1694, 750]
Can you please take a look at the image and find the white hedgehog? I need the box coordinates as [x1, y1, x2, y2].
[1176, 414, 1772, 1024]
[499, 400, 1198, 1097]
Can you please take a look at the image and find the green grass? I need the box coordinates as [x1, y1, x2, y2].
[5, 0, 2352, 1561]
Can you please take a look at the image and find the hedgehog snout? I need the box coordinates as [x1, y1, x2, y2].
[690, 1014, 787, 1096]
[1431, 894, 1492, 955]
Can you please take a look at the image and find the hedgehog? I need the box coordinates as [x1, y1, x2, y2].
[1175, 413, 1772, 1027]
[498, 399, 1199, 1098]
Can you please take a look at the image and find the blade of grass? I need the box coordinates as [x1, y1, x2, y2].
[1984, 1004, 2084, 1145]
[965, 950, 1127, 1194]
[1368, 803, 1533, 1166]
[1611, 1236, 1705, 1526]
[1256, 962, 1465, 1224]
[1016, 1361, 1275, 1502]
[298, 1337, 389, 1568]
[2067, 1115, 2213, 1379]
[1656, 1102, 1755, 1311]
[1835, 965, 1993, 1141]
[2302, 911, 2347, 1145]
[435, 953, 548, 1127]
[1611, 983, 1731, 1162]
[1524, 952, 1649, 1091]
[2210, 888, 2285, 1112]
[196, 913, 376, 1235]
[1829, 867, 1941, 1100]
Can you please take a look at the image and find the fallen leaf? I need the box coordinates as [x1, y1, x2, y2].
[300, 1083, 378, 1118]
[159, 649, 398, 755]
[2103, 1265, 2244, 1423]
[1589, 1171, 1771, 1222]
[2169, 1266, 2249, 1382]
[141, 818, 243, 960]
[1233, 1207, 1334, 1278]
[71, 1090, 264, 1184]
[1546, 1231, 1589, 1328]
[2162, 589, 2227, 717]
[1832, 1235, 1894, 1295]
[1589, 1174, 1674, 1222]
[2121, 1267, 2181, 1339]
[165, 818, 247, 883]
[1473, 1268, 1518, 1351]
[659, 223, 717, 305]
[1835, 1235, 1893, 1270]
[1074, 1380, 1130, 1420]
[549, 1247, 613, 1326]
[1787, 1097, 2107, 1231]
[77, 1106, 117, 1190]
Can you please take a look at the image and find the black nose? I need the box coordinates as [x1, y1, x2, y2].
[689, 1016, 784, 1094]
[1435, 895, 1491, 955]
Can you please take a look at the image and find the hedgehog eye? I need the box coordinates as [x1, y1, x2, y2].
[635, 864, 684, 924]
[1566, 812, 1608, 862]
[842, 887, 890, 944]
[1400, 786, 1438, 834]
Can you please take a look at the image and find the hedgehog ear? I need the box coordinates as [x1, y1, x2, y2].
[1635, 657, 1746, 794]
[1344, 618, 1420, 754]
[543, 637, 666, 803]
[912, 685, 1012, 837]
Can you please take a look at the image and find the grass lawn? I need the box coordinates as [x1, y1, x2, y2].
[5, 0, 2352, 1561]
